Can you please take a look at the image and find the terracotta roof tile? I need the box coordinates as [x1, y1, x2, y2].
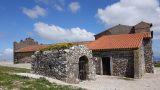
[86, 32, 151, 51]
[15, 32, 151, 52]
[143, 32, 152, 38]
[15, 45, 49, 53]
[15, 41, 93, 53]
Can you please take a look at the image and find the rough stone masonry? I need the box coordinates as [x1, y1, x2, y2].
[31, 45, 96, 84]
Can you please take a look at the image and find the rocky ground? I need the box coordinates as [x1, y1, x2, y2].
[75, 69, 160, 90]
[0, 61, 160, 90]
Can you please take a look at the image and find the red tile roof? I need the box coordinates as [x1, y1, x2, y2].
[15, 32, 151, 52]
[86, 32, 151, 51]
[143, 32, 152, 38]
[15, 41, 92, 53]
[15, 45, 49, 53]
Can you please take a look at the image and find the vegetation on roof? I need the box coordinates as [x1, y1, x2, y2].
[40, 43, 74, 52]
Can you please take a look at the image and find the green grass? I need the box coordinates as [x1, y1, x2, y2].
[154, 63, 160, 67]
[0, 66, 84, 90]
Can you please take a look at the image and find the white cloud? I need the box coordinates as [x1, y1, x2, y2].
[69, 2, 80, 13]
[35, 0, 65, 11]
[0, 48, 13, 60]
[96, 0, 160, 40]
[54, 4, 64, 11]
[22, 5, 47, 19]
[34, 22, 95, 42]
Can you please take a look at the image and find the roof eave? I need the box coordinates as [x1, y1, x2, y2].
[91, 47, 139, 51]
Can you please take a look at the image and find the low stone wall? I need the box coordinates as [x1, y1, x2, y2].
[32, 45, 96, 84]
[32, 50, 68, 81]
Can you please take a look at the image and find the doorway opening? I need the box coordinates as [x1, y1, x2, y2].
[78, 56, 88, 80]
[102, 57, 111, 75]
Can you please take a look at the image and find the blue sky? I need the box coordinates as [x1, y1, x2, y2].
[0, 0, 160, 60]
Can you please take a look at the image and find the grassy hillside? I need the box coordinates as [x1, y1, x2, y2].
[154, 61, 160, 67]
[0, 66, 84, 90]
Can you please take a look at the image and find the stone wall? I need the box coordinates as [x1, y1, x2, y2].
[32, 45, 96, 84]
[143, 39, 154, 73]
[94, 57, 102, 75]
[32, 50, 68, 81]
[14, 52, 34, 63]
[93, 50, 134, 78]
[134, 45, 145, 78]
[65, 45, 96, 83]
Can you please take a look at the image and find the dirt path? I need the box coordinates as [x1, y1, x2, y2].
[0, 61, 31, 69]
[16, 68, 160, 90]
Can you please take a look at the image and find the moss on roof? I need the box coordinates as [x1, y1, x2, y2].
[40, 43, 74, 51]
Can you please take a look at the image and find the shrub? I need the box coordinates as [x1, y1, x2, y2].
[40, 43, 74, 52]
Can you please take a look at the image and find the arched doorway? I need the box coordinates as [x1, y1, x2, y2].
[78, 56, 88, 80]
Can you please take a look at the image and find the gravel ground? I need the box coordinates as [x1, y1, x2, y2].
[16, 68, 160, 90]
[0, 61, 31, 69]
[0, 61, 160, 90]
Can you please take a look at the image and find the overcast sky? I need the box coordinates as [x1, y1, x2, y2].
[0, 0, 160, 60]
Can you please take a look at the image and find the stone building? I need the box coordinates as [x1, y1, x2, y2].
[32, 45, 96, 83]
[13, 38, 50, 64]
[91, 21, 154, 77]
[13, 21, 154, 83]
[13, 40, 91, 64]
[87, 32, 153, 78]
